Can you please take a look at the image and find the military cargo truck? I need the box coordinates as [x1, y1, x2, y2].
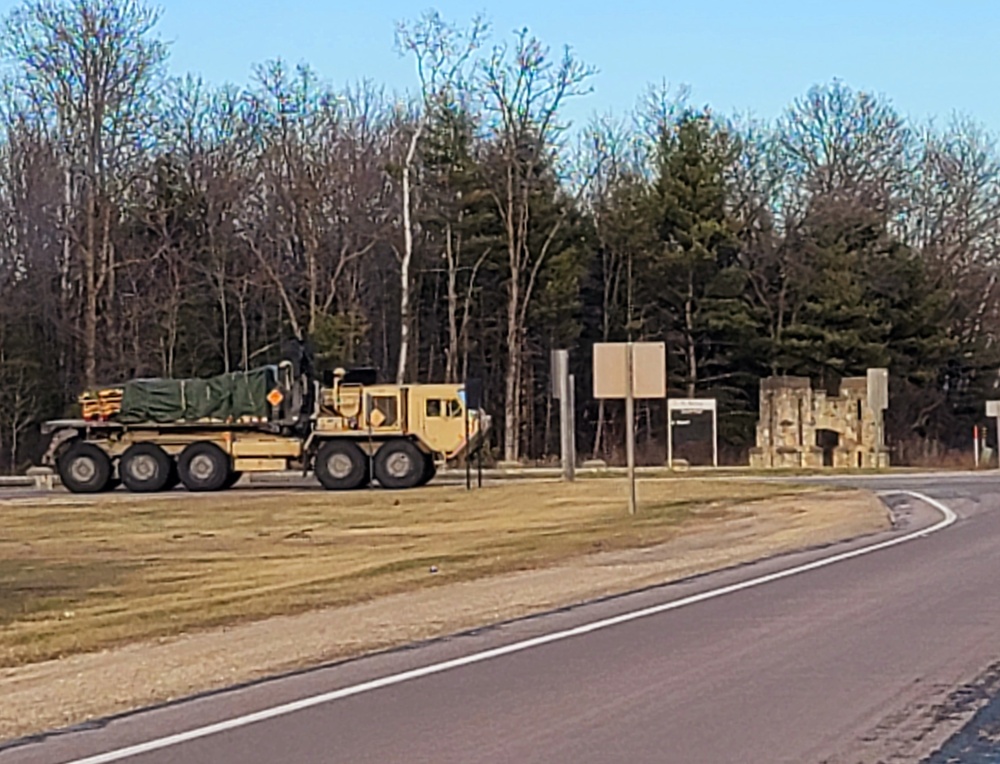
[41, 364, 488, 493]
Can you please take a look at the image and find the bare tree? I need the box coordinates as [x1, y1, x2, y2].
[238, 64, 390, 358]
[906, 118, 1000, 360]
[777, 80, 912, 215]
[727, 115, 801, 370]
[581, 113, 649, 456]
[479, 28, 594, 461]
[394, 11, 488, 384]
[156, 77, 260, 372]
[1, 0, 167, 387]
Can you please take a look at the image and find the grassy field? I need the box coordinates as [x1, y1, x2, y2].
[0, 480, 826, 667]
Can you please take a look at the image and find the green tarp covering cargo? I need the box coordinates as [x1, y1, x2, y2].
[116, 366, 279, 424]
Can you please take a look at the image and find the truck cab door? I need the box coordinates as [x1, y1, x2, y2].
[420, 395, 466, 457]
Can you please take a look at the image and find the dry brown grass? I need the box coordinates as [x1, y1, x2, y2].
[0, 480, 823, 667]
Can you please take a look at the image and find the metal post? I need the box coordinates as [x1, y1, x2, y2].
[877, 411, 885, 469]
[568, 374, 577, 478]
[626, 341, 636, 515]
[465, 406, 471, 490]
[982, 427, 987, 470]
[667, 406, 673, 469]
[974, 425, 980, 469]
[366, 395, 375, 491]
[712, 402, 719, 468]
[477, 438, 483, 488]
[558, 362, 574, 482]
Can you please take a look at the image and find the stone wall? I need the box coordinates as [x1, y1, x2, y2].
[748, 375, 889, 469]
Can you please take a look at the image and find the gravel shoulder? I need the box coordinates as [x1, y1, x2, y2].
[0, 487, 887, 741]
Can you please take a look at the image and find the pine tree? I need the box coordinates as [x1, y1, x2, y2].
[641, 111, 745, 398]
[777, 199, 891, 387]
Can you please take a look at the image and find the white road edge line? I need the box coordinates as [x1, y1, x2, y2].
[62, 489, 956, 764]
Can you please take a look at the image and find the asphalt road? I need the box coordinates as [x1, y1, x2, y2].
[5, 474, 1000, 763]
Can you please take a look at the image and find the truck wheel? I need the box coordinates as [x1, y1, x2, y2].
[222, 470, 243, 490]
[119, 443, 174, 493]
[58, 442, 113, 494]
[315, 441, 369, 490]
[177, 442, 231, 492]
[373, 440, 424, 490]
[416, 454, 437, 487]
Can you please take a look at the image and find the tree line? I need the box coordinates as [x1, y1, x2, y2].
[0, 0, 996, 471]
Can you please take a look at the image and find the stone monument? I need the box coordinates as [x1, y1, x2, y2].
[749, 375, 889, 469]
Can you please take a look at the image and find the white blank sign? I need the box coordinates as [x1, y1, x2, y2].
[593, 342, 666, 399]
[867, 368, 889, 412]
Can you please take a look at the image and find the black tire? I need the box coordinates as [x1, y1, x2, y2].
[119, 443, 174, 493]
[177, 442, 231, 492]
[373, 439, 425, 490]
[222, 470, 243, 490]
[58, 442, 113, 494]
[416, 454, 437, 487]
[314, 441, 369, 490]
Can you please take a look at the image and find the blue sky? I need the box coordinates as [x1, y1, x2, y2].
[2, 0, 998, 133]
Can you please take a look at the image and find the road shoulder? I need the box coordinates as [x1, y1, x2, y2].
[1, 487, 888, 744]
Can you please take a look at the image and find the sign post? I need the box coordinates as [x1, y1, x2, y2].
[567, 373, 577, 476]
[551, 349, 575, 482]
[463, 378, 483, 490]
[593, 341, 666, 515]
[986, 401, 1000, 469]
[624, 345, 636, 514]
[713, 402, 718, 468]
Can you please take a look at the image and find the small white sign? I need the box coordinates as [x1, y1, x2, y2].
[668, 398, 717, 413]
[987, 400, 1000, 418]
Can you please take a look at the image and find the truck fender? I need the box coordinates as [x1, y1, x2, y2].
[42, 428, 82, 467]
